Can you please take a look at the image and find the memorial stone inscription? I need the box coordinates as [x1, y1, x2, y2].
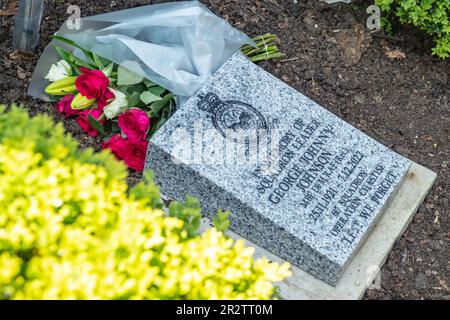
[145, 53, 411, 285]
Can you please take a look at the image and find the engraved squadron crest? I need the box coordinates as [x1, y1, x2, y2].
[197, 92, 277, 146]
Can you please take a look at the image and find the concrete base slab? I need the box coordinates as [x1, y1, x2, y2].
[200, 162, 436, 300]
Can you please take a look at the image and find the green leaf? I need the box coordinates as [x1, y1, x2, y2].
[122, 83, 146, 95]
[53, 35, 95, 64]
[149, 86, 166, 96]
[150, 94, 173, 115]
[168, 197, 202, 237]
[72, 65, 82, 75]
[117, 65, 144, 86]
[92, 53, 104, 69]
[111, 122, 120, 133]
[129, 171, 163, 209]
[166, 99, 176, 117]
[53, 45, 93, 72]
[98, 56, 112, 67]
[88, 114, 105, 135]
[140, 91, 163, 105]
[143, 79, 157, 87]
[213, 210, 231, 232]
[69, 55, 95, 69]
[127, 92, 141, 108]
[102, 63, 114, 77]
[153, 115, 167, 135]
[53, 45, 71, 61]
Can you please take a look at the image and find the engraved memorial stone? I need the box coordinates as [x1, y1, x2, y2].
[145, 53, 411, 285]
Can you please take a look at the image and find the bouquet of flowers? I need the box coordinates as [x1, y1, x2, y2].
[30, 2, 284, 172]
[42, 33, 283, 172]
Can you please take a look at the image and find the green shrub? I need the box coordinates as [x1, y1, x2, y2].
[0, 106, 290, 300]
[376, 0, 450, 58]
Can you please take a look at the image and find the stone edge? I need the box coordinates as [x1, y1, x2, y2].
[200, 162, 436, 300]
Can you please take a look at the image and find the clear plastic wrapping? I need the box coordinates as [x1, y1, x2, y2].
[28, 1, 254, 101]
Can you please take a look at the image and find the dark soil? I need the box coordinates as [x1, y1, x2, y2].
[0, 0, 449, 300]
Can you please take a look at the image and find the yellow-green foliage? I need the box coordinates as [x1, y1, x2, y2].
[0, 106, 290, 300]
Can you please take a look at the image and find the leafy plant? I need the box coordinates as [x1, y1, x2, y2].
[213, 210, 231, 232]
[376, 0, 450, 58]
[0, 106, 291, 300]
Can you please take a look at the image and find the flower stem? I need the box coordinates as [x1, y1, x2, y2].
[241, 33, 285, 62]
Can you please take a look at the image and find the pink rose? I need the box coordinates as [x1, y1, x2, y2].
[56, 94, 80, 118]
[118, 109, 150, 142]
[122, 139, 149, 172]
[102, 134, 127, 160]
[97, 89, 115, 110]
[76, 108, 105, 137]
[75, 67, 109, 100]
[102, 134, 148, 172]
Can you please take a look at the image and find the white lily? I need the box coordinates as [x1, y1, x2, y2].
[45, 60, 72, 82]
[103, 89, 128, 119]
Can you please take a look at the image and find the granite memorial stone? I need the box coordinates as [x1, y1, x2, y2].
[145, 52, 411, 285]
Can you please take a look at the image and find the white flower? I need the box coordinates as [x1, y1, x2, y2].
[103, 89, 128, 119]
[45, 60, 72, 82]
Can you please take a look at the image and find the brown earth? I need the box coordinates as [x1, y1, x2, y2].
[0, 0, 448, 300]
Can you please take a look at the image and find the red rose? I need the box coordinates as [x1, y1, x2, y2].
[56, 94, 80, 118]
[122, 139, 149, 172]
[118, 109, 150, 142]
[102, 134, 127, 160]
[102, 134, 148, 172]
[97, 89, 115, 110]
[75, 67, 109, 100]
[76, 108, 105, 137]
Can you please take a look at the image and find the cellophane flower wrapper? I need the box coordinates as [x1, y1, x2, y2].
[28, 0, 254, 103]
